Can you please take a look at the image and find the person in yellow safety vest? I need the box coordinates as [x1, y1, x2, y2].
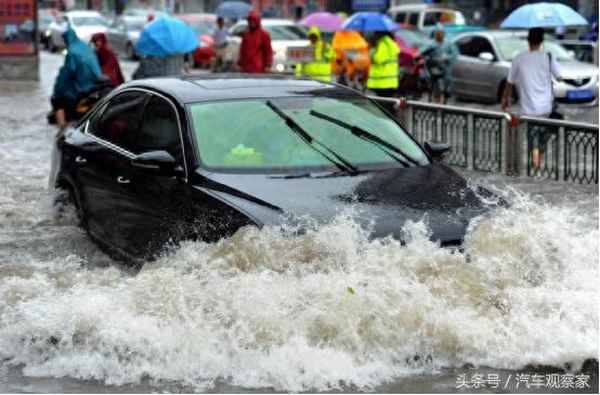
[295, 26, 334, 82]
[367, 31, 400, 98]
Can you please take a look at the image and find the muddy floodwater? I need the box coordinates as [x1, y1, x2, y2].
[0, 54, 597, 393]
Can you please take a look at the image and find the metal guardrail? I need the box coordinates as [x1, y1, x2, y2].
[368, 96, 599, 185]
[521, 116, 599, 184]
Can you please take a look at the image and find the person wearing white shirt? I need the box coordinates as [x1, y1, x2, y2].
[501, 27, 563, 169]
[212, 17, 229, 72]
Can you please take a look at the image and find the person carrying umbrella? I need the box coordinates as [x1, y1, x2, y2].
[295, 26, 334, 82]
[237, 11, 273, 73]
[367, 30, 400, 98]
[132, 16, 199, 79]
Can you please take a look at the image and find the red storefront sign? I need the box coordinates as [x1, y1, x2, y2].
[0, 0, 36, 55]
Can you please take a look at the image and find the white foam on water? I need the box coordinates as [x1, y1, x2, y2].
[0, 188, 597, 391]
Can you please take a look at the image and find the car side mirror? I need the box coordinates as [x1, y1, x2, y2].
[425, 141, 451, 161]
[131, 150, 177, 176]
[478, 52, 494, 62]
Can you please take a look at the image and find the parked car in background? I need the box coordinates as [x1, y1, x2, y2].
[177, 13, 217, 68]
[388, 4, 466, 31]
[558, 40, 598, 65]
[48, 10, 108, 51]
[38, 8, 58, 49]
[451, 30, 599, 104]
[106, 16, 146, 59]
[227, 19, 309, 73]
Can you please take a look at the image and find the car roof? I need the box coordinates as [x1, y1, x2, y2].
[176, 13, 216, 22]
[453, 29, 527, 42]
[234, 18, 297, 26]
[123, 75, 362, 104]
[389, 5, 459, 12]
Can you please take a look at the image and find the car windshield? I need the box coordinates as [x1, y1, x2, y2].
[187, 20, 216, 35]
[189, 96, 428, 172]
[264, 24, 307, 40]
[71, 16, 107, 27]
[496, 37, 574, 61]
[396, 29, 432, 49]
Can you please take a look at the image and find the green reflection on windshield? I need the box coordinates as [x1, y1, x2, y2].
[189, 96, 428, 172]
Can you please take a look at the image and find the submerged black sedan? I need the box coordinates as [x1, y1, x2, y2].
[53, 75, 491, 262]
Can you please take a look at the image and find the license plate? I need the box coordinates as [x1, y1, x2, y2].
[567, 89, 594, 100]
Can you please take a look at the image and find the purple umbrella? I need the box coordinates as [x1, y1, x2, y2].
[300, 12, 345, 32]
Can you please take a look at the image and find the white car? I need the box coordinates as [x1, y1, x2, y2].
[48, 10, 108, 51]
[226, 19, 309, 73]
[388, 4, 466, 31]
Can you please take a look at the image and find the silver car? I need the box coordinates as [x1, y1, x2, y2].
[451, 30, 599, 104]
[106, 16, 146, 59]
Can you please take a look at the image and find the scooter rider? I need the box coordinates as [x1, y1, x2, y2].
[422, 26, 458, 104]
[51, 28, 103, 131]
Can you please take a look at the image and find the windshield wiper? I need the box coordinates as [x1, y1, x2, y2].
[309, 110, 419, 168]
[266, 101, 359, 175]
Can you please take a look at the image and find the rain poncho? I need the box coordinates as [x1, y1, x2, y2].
[331, 31, 370, 80]
[91, 32, 124, 87]
[237, 11, 273, 73]
[52, 28, 102, 100]
[423, 40, 458, 83]
[295, 26, 334, 82]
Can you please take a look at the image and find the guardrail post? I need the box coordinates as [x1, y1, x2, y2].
[466, 113, 474, 171]
[558, 126, 565, 181]
[436, 109, 442, 141]
[517, 119, 529, 176]
[500, 116, 508, 175]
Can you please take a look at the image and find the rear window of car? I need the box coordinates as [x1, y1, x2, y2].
[189, 97, 427, 172]
[264, 25, 307, 40]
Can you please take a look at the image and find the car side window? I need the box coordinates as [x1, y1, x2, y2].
[134, 96, 183, 162]
[457, 36, 495, 58]
[423, 12, 439, 26]
[89, 91, 148, 153]
[408, 13, 419, 26]
[394, 12, 406, 23]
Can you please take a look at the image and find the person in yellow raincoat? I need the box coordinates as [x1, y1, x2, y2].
[367, 31, 400, 97]
[295, 26, 334, 82]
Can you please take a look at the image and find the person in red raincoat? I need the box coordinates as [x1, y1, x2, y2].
[237, 11, 273, 73]
[91, 32, 125, 87]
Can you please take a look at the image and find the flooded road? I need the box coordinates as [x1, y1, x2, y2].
[0, 53, 597, 393]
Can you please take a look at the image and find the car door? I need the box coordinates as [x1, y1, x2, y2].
[452, 35, 497, 100]
[123, 93, 193, 258]
[78, 90, 149, 254]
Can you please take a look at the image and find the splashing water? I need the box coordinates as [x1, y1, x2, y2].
[0, 187, 597, 392]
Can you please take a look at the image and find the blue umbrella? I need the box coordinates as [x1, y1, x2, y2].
[342, 12, 399, 32]
[216, 1, 252, 19]
[501, 2, 588, 28]
[135, 16, 199, 57]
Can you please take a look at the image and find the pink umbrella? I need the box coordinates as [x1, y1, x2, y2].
[300, 12, 345, 32]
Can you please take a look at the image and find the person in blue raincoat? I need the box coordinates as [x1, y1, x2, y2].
[51, 28, 103, 130]
[422, 27, 458, 104]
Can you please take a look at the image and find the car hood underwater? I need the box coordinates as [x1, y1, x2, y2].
[191, 163, 498, 246]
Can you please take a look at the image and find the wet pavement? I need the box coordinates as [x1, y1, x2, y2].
[0, 52, 597, 393]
